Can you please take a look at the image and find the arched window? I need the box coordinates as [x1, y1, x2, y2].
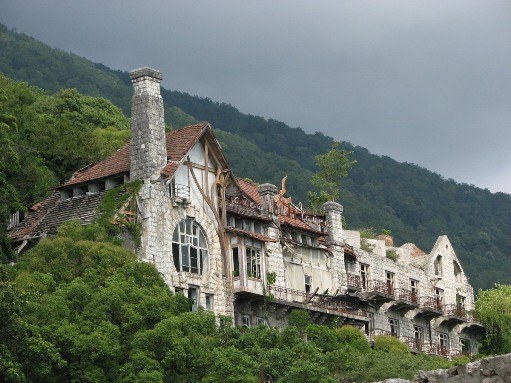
[172, 218, 208, 274]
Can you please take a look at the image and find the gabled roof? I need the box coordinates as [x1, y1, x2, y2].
[237, 179, 261, 204]
[59, 123, 219, 188]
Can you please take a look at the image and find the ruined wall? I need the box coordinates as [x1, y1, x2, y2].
[373, 353, 511, 383]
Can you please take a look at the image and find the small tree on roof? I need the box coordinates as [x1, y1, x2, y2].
[308, 142, 356, 210]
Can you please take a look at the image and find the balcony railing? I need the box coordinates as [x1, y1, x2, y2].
[267, 285, 366, 317]
[394, 288, 419, 304]
[170, 183, 190, 201]
[444, 304, 468, 320]
[367, 280, 394, 296]
[346, 273, 361, 289]
[402, 336, 425, 352]
[420, 296, 444, 312]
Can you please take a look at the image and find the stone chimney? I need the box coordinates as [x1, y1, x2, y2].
[322, 201, 344, 247]
[129, 67, 167, 180]
[258, 183, 279, 215]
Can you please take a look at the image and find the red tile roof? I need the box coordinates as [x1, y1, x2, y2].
[59, 123, 210, 188]
[237, 179, 261, 204]
[279, 214, 322, 234]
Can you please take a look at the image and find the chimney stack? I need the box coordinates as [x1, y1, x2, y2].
[129, 67, 167, 180]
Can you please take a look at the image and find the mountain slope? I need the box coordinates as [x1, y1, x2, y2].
[0, 24, 509, 290]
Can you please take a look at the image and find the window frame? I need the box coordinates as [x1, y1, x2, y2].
[172, 218, 208, 275]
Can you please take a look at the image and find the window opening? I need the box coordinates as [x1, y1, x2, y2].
[246, 247, 261, 279]
[434, 255, 443, 276]
[232, 247, 240, 277]
[413, 325, 423, 350]
[453, 260, 462, 281]
[435, 287, 444, 310]
[410, 279, 419, 303]
[460, 338, 470, 355]
[305, 275, 312, 294]
[205, 294, 214, 310]
[389, 318, 399, 337]
[256, 317, 267, 326]
[188, 286, 198, 312]
[242, 315, 251, 328]
[360, 264, 369, 290]
[386, 271, 395, 295]
[438, 332, 449, 354]
[172, 218, 208, 274]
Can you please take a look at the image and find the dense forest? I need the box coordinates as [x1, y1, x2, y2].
[0, 23, 510, 291]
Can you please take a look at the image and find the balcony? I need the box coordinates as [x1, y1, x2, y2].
[389, 288, 420, 311]
[346, 273, 362, 291]
[359, 280, 394, 302]
[267, 285, 367, 322]
[440, 304, 469, 326]
[170, 183, 190, 203]
[415, 296, 444, 318]
[402, 336, 425, 353]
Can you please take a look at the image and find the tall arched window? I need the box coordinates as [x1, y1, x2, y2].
[172, 218, 208, 274]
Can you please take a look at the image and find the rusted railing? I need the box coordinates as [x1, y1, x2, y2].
[402, 336, 424, 352]
[394, 288, 419, 304]
[425, 344, 449, 357]
[346, 273, 361, 289]
[367, 280, 394, 296]
[267, 285, 366, 317]
[420, 296, 444, 312]
[444, 304, 467, 320]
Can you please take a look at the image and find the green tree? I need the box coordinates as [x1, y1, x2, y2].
[309, 142, 356, 207]
[475, 284, 511, 354]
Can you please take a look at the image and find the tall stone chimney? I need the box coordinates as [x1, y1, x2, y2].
[129, 67, 167, 180]
[322, 201, 344, 246]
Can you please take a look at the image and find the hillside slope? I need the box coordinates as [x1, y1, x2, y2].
[0, 24, 509, 290]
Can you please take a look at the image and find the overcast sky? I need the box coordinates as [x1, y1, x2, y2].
[1, 0, 510, 194]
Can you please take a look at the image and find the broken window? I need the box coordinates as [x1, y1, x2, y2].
[305, 274, 312, 294]
[410, 279, 419, 303]
[453, 260, 462, 281]
[242, 315, 251, 328]
[205, 294, 214, 310]
[460, 338, 470, 355]
[434, 255, 443, 276]
[360, 264, 369, 290]
[413, 325, 423, 350]
[385, 271, 395, 295]
[172, 218, 208, 274]
[438, 332, 449, 354]
[389, 318, 399, 337]
[256, 317, 267, 326]
[188, 286, 199, 312]
[232, 247, 240, 277]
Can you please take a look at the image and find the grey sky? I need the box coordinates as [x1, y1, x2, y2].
[1, 0, 510, 193]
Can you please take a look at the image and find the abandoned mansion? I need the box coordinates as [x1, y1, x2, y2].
[8, 67, 483, 358]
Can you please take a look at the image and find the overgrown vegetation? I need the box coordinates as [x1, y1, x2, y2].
[0, 227, 457, 383]
[386, 249, 399, 262]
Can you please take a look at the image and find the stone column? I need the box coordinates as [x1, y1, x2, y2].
[322, 201, 345, 291]
[129, 67, 167, 181]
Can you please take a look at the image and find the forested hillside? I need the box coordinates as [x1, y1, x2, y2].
[0, 24, 509, 290]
